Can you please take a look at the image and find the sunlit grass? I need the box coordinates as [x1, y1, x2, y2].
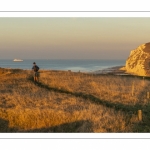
[0, 68, 150, 132]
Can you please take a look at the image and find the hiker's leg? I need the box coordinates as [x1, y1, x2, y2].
[36, 77, 39, 82]
[36, 72, 39, 82]
[33, 72, 36, 81]
[35, 72, 39, 82]
[34, 77, 36, 82]
[34, 72, 37, 82]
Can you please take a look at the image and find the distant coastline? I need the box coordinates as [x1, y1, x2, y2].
[0, 65, 129, 76]
[0, 59, 126, 72]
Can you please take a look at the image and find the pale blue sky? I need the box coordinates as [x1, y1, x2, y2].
[0, 17, 150, 60]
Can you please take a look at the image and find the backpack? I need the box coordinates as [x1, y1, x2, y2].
[34, 65, 39, 72]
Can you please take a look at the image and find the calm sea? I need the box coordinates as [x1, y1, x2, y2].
[0, 59, 126, 72]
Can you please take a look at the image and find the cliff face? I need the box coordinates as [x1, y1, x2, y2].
[125, 42, 150, 76]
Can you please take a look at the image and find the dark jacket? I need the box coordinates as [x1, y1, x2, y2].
[32, 65, 39, 72]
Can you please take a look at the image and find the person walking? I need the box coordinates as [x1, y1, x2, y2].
[32, 62, 40, 82]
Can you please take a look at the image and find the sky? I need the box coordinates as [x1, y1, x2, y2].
[0, 17, 150, 60]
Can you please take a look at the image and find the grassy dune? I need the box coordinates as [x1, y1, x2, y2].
[0, 68, 150, 132]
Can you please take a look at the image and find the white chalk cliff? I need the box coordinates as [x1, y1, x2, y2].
[125, 42, 150, 76]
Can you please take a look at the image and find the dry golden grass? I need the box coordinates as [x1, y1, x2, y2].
[40, 71, 150, 106]
[0, 68, 150, 132]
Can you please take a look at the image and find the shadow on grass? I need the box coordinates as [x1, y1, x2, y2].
[28, 76, 150, 132]
[28, 77, 142, 114]
[25, 120, 93, 133]
[0, 118, 18, 132]
[0, 118, 93, 133]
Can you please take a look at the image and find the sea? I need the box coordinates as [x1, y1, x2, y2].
[0, 59, 126, 73]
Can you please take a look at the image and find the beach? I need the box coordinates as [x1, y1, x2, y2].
[91, 65, 129, 76]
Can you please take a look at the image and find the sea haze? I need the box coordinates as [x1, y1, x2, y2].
[0, 59, 126, 72]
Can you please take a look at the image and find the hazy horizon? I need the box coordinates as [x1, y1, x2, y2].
[0, 17, 150, 60]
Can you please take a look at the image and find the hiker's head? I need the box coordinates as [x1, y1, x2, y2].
[33, 62, 36, 65]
